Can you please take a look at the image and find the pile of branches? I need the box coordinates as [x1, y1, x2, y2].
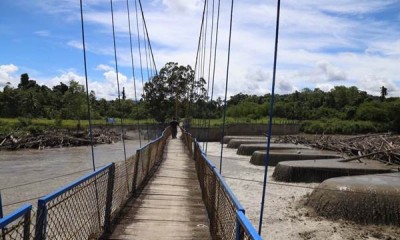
[273, 135, 312, 145]
[0, 128, 121, 150]
[275, 134, 400, 165]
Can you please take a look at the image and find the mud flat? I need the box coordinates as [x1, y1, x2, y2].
[204, 141, 400, 239]
[223, 135, 266, 144]
[237, 143, 310, 156]
[273, 159, 394, 182]
[306, 172, 400, 225]
[250, 149, 340, 166]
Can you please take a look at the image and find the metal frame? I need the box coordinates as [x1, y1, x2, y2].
[189, 132, 262, 239]
[236, 210, 262, 240]
[0, 204, 32, 240]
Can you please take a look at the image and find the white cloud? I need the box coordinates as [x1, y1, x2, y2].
[14, 0, 400, 99]
[34, 30, 51, 37]
[67, 40, 83, 50]
[0, 64, 19, 88]
[45, 68, 143, 100]
[315, 83, 335, 92]
[96, 64, 113, 71]
[357, 75, 398, 97]
[160, 0, 202, 13]
[48, 71, 86, 87]
[315, 60, 347, 82]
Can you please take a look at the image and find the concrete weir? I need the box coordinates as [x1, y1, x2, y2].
[250, 149, 340, 166]
[227, 139, 268, 148]
[306, 173, 400, 225]
[272, 159, 393, 183]
[237, 143, 310, 156]
[223, 136, 266, 144]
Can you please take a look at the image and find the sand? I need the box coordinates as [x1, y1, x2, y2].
[204, 142, 400, 240]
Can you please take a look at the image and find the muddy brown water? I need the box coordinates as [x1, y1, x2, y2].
[0, 139, 142, 215]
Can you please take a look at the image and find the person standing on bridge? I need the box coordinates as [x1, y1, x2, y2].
[170, 117, 179, 139]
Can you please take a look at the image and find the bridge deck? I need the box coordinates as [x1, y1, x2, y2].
[109, 134, 211, 239]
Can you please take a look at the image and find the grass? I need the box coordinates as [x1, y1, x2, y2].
[0, 118, 157, 130]
[0, 117, 296, 135]
[189, 117, 298, 127]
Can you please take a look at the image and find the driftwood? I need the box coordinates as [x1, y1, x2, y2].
[274, 134, 400, 165]
[0, 128, 121, 150]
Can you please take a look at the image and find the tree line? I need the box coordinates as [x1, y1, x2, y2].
[1, 63, 399, 134]
[0, 73, 148, 122]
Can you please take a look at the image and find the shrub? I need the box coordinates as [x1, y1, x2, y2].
[17, 117, 32, 128]
[301, 119, 388, 134]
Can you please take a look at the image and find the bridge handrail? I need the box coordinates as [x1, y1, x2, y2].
[38, 164, 112, 203]
[1, 127, 171, 240]
[181, 127, 262, 240]
[0, 204, 32, 240]
[236, 210, 262, 240]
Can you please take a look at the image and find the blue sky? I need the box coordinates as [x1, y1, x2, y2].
[1, 0, 400, 99]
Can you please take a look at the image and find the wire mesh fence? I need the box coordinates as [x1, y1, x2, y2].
[0, 204, 32, 240]
[1, 127, 171, 240]
[0, 126, 260, 239]
[35, 164, 111, 240]
[184, 128, 262, 240]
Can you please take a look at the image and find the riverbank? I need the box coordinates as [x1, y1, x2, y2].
[0, 128, 122, 150]
[205, 142, 400, 240]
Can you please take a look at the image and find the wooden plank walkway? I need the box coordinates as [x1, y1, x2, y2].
[109, 132, 211, 239]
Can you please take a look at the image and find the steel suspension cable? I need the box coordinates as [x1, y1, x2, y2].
[79, 0, 101, 228]
[125, 0, 142, 148]
[258, 0, 281, 235]
[201, 0, 209, 93]
[79, 0, 96, 172]
[142, 22, 151, 82]
[144, 27, 154, 80]
[206, 0, 215, 97]
[110, 0, 129, 190]
[201, 0, 209, 150]
[133, 0, 148, 141]
[188, 0, 207, 124]
[138, 0, 158, 75]
[219, 0, 235, 174]
[134, 0, 145, 96]
[204, 0, 217, 155]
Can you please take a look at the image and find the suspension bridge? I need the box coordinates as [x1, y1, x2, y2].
[0, 127, 261, 239]
[0, 0, 283, 238]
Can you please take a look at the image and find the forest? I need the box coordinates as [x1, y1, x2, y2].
[1, 69, 399, 135]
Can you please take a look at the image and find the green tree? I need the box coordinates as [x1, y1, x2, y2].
[143, 62, 206, 122]
[19, 73, 30, 88]
[62, 80, 87, 128]
[380, 86, 387, 102]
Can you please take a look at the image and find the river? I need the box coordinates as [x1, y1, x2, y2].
[2, 137, 399, 239]
[0, 138, 142, 215]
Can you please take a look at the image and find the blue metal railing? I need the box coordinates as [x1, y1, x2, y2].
[236, 210, 262, 240]
[1, 127, 171, 240]
[1, 127, 260, 240]
[34, 163, 113, 239]
[0, 204, 32, 240]
[182, 128, 262, 240]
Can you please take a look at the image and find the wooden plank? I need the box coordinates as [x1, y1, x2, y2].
[109, 133, 211, 239]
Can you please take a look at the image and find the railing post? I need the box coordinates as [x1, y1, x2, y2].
[23, 209, 31, 240]
[1, 191, 5, 240]
[104, 163, 115, 233]
[236, 217, 241, 240]
[193, 143, 198, 162]
[0, 191, 3, 218]
[132, 149, 141, 195]
[210, 169, 218, 237]
[34, 200, 47, 240]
